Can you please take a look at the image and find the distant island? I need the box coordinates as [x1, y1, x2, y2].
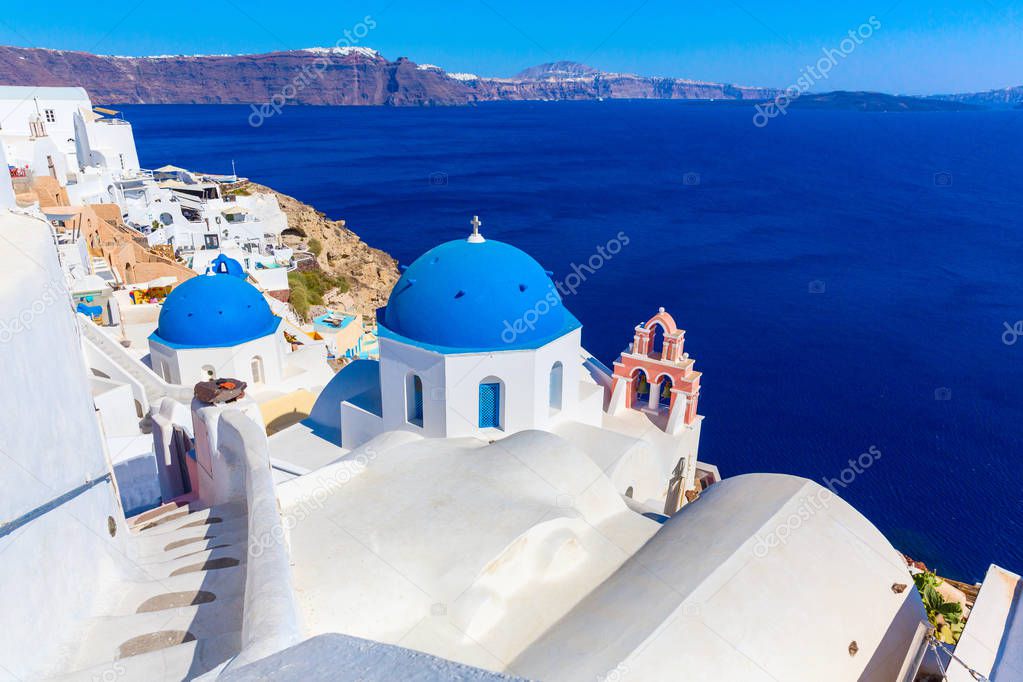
[786, 91, 982, 112]
[0, 45, 1017, 109]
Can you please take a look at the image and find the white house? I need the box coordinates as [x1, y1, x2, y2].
[0, 85, 139, 184]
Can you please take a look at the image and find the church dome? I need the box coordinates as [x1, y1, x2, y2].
[381, 237, 580, 351]
[151, 273, 280, 349]
[207, 253, 246, 278]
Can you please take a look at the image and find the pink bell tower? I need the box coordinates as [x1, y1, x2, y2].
[609, 308, 702, 433]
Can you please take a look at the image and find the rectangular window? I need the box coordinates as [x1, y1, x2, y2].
[479, 382, 501, 429]
[44, 109, 56, 123]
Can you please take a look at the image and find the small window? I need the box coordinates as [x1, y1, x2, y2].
[250, 356, 264, 384]
[406, 374, 424, 427]
[44, 109, 56, 123]
[549, 362, 563, 413]
[202, 365, 216, 380]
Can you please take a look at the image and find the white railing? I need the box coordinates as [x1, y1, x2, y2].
[77, 315, 192, 403]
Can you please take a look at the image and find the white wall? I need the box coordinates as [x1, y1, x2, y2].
[441, 331, 592, 439]
[150, 333, 284, 387]
[92, 377, 142, 437]
[0, 86, 90, 142]
[5, 134, 70, 186]
[81, 118, 140, 172]
[378, 337, 447, 438]
[0, 140, 15, 209]
[0, 211, 131, 679]
[364, 331, 599, 447]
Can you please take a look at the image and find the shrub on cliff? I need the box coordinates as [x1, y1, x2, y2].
[288, 269, 349, 320]
[290, 286, 310, 320]
[307, 238, 323, 257]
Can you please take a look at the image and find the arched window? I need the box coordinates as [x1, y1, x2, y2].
[625, 486, 634, 499]
[649, 323, 666, 359]
[658, 375, 674, 408]
[478, 377, 503, 430]
[632, 368, 649, 409]
[406, 374, 424, 427]
[250, 356, 264, 384]
[549, 361, 563, 413]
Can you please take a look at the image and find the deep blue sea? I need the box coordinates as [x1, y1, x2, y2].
[120, 101, 1023, 582]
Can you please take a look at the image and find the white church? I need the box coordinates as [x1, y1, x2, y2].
[286, 219, 713, 515]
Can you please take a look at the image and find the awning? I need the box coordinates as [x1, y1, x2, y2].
[222, 206, 249, 215]
[93, 107, 119, 116]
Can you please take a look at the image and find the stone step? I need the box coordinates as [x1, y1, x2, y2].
[111, 566, 247, 619]
[131, 523, 248, 563]
[136, 503, 246, 537]
[45, 629, 242, 682]
[71, 597, 244, 671]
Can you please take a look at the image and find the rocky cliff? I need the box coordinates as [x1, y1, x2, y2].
[0, 47, 473, 105]
[244, 182, 399, 317]
[0, 46, 776, 104]
[930, 85, 1023, 108]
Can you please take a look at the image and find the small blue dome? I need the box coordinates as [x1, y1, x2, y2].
[207, 254, 246, 278]
[151, 273, 280, 349]
[380, 238, 580, 351]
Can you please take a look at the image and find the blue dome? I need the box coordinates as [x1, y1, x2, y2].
[207, 253, 246, 278]
[380, 238, 580, 352]
[151, 273, 280, 349]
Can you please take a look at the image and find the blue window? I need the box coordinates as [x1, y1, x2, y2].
[406, 374, 424, 427]
[479, 381, 501, 429]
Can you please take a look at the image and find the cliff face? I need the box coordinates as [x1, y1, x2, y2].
[930, 86, 1023, 108]
[0, 46, 776, 104]
[245, 182, 399, 316]
[467, 74, 774, 101]
[0, 47, 475, 105]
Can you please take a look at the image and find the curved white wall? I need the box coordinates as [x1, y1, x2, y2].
[0, 211, 129, 678]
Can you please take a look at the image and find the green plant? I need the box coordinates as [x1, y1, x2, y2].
[290, 285, 310, 320]
[307, 238, 323, 257]
[913, 572, 965, 644]
[289, 270, 347, 303]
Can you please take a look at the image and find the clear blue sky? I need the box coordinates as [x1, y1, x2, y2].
[2, 1, 1021, 94]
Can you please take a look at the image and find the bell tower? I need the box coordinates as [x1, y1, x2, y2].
[608, 307, 702, 434]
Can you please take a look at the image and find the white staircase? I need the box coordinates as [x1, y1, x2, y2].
[47, 500, 249, 681]
[78, 315, 192, 403]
